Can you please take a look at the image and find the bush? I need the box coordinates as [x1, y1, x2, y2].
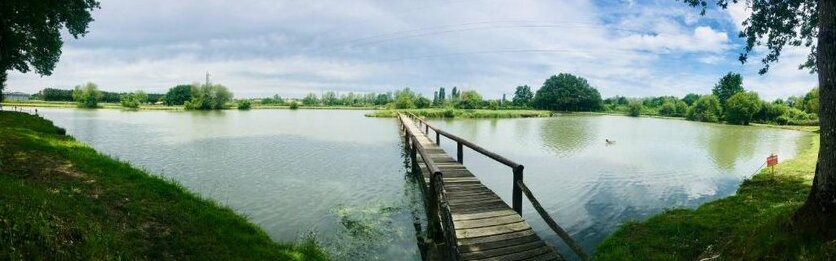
[659, 101, 676, 116]
[237, 100, 252, 110]
[163, 85, 192, 105]
[120, 91, 148, 109]
[456, 90, 482, 109]
[415, 97, 431, 109]
[686, 95, 722, 122]
[289, 102, 299, 109]
[185, 84, 233, 110]
[725, 91, 762, 125]
[72, 82, 102, 108]
[628, 102, 642, 117]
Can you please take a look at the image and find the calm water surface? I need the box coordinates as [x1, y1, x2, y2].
[36, 109, 811, 259]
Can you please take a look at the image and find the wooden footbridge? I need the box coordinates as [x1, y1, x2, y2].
[399, 113, 588, 261]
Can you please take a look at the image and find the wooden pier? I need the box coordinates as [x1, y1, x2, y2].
[399, 113, 588, 261]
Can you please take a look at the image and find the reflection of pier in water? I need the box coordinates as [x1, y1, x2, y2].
[400, 113, 587, 260]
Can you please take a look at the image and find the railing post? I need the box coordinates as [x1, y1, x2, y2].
[425, 124, 429, 134]
[436, 131, 440, 145]
[512, 166, 524, 215]
[456, 142, 463, 163]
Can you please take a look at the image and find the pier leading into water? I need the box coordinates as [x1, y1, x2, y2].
[399, 113, 588, 261]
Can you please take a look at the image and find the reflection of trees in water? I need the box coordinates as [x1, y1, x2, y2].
[539, 116, 597, 156]
[704, 126, 760, 171]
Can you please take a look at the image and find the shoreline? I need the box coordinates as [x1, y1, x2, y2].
[595, 132, 826, 259]
[0, 111, 327, 259]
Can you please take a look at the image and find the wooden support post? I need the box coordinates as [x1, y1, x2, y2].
[436, 131, 440, 145]
[512, 166, 524, 215]
[425, 124, 429, 134]
[456, 142, 463, 163]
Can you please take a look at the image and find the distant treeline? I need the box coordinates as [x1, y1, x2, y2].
[604, 73, 819, 126]
[33, 88, 164, 103]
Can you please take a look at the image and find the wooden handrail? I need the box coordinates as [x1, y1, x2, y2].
[399, 114, 459, 259]
[517, 180, 589, 261]
[407, 112, 524, 214]
[408, 113, 521, 169]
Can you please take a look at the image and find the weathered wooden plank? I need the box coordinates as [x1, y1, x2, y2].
[459, 233, 543, 253]
[454, 214, 523, 229]
[456, 221, 531, 239]
[453, 209, 518, 221]
[461, 240, 546, 260]
[473, 245, 556, 261]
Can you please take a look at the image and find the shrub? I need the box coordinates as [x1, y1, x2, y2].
[415, 97, 431, 109]
[72, 82, 102, 108]
[185, 84, 233, 110]
[120, 90, 147, 109]
[456, 90, 482, 109]
[628, 102, 642, 117]
[724, 91, 762, 125]
[237, 99, 252, 110]
[289, 102, 299, 109]
[686, 95, 722, 122]
[659, 101, 676, 116]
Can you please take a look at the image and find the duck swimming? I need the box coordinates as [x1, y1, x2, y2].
[605, 139, 616, 145]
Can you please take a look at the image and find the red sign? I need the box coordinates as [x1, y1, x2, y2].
[767, 154, 779, 167]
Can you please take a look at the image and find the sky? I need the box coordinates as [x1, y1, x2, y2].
[5, 0, 819, 100]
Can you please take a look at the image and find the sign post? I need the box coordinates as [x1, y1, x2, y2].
[767, 154, 779, 174]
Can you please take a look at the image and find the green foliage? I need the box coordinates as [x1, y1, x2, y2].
[163, 85, 193, 106]
[366, 108, 551, 118]
[628, 101, 643, 117]
[302, 93, 319, 106]
[184, 84, 232, 110]
[725, 91, 763, 125]
[260, 94, 284, 105]
[0, 0, 101, 101]
[72, 82, 102, 108]
[658, 101, 677, 116]
[119, 90, 148, 109]
[512, 85, 534, 107]
[237, 99, 252, 110]
[686, 95, 722, 122]
[289, 101, 299, 109]
[487, 100, 500, 110]
[38, 88, 75, 101]
[0, 112, 327, 260]
[455, 90, 482, 109]
[532, 73, 602, 111]
[392, 88, 416, 109]
[682, 93, 701, 106]
[414, 96, 431, 109]
[712, 72, 744, 106]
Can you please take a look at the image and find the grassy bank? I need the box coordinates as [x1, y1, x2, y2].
[595, 134, 836, 260]
[1, 101, 182, 110]
[365, 108, 552, 118]
[0, 112, 326, 260]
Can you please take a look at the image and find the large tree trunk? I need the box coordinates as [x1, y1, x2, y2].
[799, 0, 836, 228]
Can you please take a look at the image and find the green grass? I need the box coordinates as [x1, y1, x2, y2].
[0, 111, 327, 260]
[2, 100, 183, 111]
[595, 134, 836, 260]
[365, 108, 553, 118]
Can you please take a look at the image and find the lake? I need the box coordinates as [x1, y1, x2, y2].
[35, 108, 811, 259]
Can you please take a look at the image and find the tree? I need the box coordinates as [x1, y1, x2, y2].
[804, 87, 820, 114]
[164, 85, 193, 106]
[0, 0, 101, 101]
[712, 72, 744, 106]
[415, 96, 431, 109]
[456, 90, 482, 109]
[532, 73, 602, 111]
[724, 91, 763, 125]
[628, 101, 643, 117]
[393, 88, 416, 109]
[302, 93, 319, 106]
[72, 82, 102, 108]
[237, 99, 252, 110]
[39, 88, 74, 101]
[438, 87, 446, 104]
[659, 101, 677, 116]
[322, 91, 338, 106]
[184, 83, 232, 110]
[120, 90, 148, 109]
[682, 93, 701, 106]
[686, 95, 722, 123]
[683, 0, 835, 223]
[512, 85, 534, 107]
